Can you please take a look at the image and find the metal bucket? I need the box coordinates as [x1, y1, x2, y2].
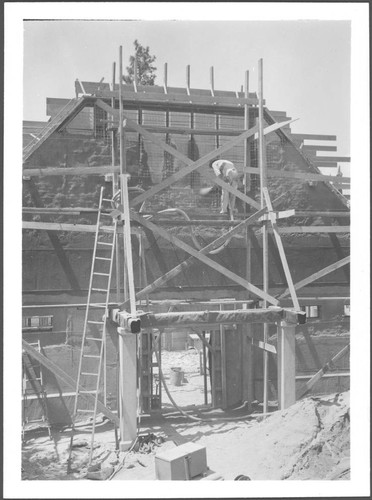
[170, 367, 183, 386]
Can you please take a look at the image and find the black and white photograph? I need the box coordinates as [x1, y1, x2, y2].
[3, 2, 370, 498]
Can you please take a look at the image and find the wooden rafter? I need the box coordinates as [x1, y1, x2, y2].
[279, 256, 350, 299]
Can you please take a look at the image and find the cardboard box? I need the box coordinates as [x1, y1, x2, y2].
[155, 442, 207, 480]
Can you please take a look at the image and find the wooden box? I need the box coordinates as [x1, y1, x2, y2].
[155, 442, 207, 480]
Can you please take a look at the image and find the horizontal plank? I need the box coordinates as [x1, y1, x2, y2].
[291, 133, 337, 141]
[315, 156, 350, 162]
[22, 221, 141, 235]
[252, 339, 277, 354]
[268, 226, 350, 234]
[23, 165, 117, 177]
[293, 211, 350, 218]
[311, 162, 339, 169]
[124, 123, 248, 136]
[23, 207, 99, 215]
[95, 89, 260, 107]
[302, 145, 338, 152]
[121, 308, 287, 328]
[244, 167, 350, 184]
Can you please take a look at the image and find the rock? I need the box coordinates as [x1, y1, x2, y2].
[86, 466, 114, 480]
[101, 451, 119, 468]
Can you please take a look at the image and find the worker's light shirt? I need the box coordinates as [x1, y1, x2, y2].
[211, 160, 238, 181]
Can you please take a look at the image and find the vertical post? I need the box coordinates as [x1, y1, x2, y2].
[242, 71, 254, 408]
[118, 174, 137, 450]
[209, 66, 215, 97]
[119, 46, 128, 303]
[133, 56, 138, 92]
[112, 61, 121, 305]
[258, 58, 269, 414]
[277, 321, 296, 409]
[202, 331, 208, 405]
[186, 65, 191, 95]
[220, 305, 227, 409]
[163, 62, 168, 94]
[118, 46, 137, 451]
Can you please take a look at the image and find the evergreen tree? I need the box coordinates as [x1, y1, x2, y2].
[123, 40, 157, 85]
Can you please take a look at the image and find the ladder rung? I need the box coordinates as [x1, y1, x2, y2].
[102, 198, 113, 202]
[86, 337, 103, 342]
[90, 304, 107, 309]
[87, 320, 104, 325]
[97, 241, 114, 246]
[81, 372, 99, 376]
[93, 272, 110, 276]
[91, 288, 108, 292]
[79, 390, 97, 394]
[77, 409, 95, 413]
[83, 354, 101, 359]
[95, 257, 111, 261]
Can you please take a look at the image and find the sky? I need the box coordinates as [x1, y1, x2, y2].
[23, 19, 351, 162]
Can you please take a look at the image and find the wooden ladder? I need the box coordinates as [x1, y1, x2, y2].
[22, 340, 52, 440]
[67, 187, 117, 470]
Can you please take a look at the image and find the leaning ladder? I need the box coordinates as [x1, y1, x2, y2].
[67, 188, 117, 469]
[22, 340, 52, 440]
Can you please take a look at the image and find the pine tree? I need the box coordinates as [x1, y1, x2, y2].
[123, 40, 157, 86]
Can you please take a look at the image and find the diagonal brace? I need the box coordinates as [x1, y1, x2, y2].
[130, 211, 279, 306]
[262, 187, 300, 311]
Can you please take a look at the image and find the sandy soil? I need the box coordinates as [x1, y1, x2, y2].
[22, 349, 350, 481]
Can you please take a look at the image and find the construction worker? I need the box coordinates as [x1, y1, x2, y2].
[200, 159, 239, 214]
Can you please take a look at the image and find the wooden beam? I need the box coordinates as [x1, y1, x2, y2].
[119, 307, 287, 328]
[292, 211, 350, 218]
[22, 221, 141, 235]
[311, 162, 339, 169]
[291, 133, 337, 141]
[263, 187, 300, 311]
[94, 88, 260, 107]
[279, 256, 350, 298]
[277, 321, 296, 409]
[315, 156, 350, 163]
[130, 211, 280, 305]
[163, 63, 168, 94]
[270, 226, 350, 234]
[23, 165, 118, 177]
[24, 179, 80, 291]
[302, 145, 338, 152]
[243, 166, 350, 184]
[251, 338, 277, 354]
[120, 206, 270, 310]
[22, 340, 119, 426]
[23, 207, 99, 215]
[96, 99, 293, 210]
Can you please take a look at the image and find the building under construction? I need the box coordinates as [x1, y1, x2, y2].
[22, 52, 350, 480]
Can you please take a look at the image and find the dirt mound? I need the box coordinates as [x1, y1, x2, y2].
[207, 391, 350, 480]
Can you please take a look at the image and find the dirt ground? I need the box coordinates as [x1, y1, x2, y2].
[22, 348, 350, 481]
